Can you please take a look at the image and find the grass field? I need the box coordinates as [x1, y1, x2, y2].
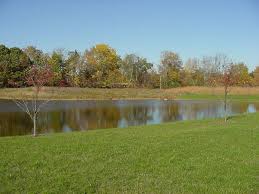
[179, 93, 259, 102]
[0, 113, 258, 193]
[1, 86, 259, 101]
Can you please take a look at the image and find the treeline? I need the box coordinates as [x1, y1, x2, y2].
[0, 43, 259, 88]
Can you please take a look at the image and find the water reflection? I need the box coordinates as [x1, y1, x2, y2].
[0, 100, 258, 137]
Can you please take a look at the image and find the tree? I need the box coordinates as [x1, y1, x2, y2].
[12, 64, 54, 136]
[160, 51, 182, 70]
[66, 50, 81, 86]
[252, 66, 259, 86]
[135, 57, 153, 87]
[230, 63, 252, 86]
[85, 44, 121, 87]
[23, 46, 49, 66]
[214, 54, 234, 122]
[121, 54, 153, 87]
[0, 44, 10, 87]
[7, 47, 31, 87]
[48, 50, 67, 86]
[200, 54, 235, 122]
[201, 55, 222, 86]
[146, 69, 160, 88]
[160, 51, 182, 88]
[182, 58, 204, 86]
[121, 54, 139, 83]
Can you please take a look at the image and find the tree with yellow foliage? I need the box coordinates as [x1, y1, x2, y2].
[160, 51, 182, 88]
[230, 63, 252, 86]
[252, 66, 259, 86]
[85, 44, 121, 87]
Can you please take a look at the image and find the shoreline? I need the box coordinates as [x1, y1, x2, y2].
[0, 95, 258, 102]
[1, 86, 259, 101]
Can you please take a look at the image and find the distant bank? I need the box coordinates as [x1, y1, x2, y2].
[1, 86, 259, 101]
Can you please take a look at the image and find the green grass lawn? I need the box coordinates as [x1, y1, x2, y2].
[178, 93, 259, 102]
[0, 113, 258, 193]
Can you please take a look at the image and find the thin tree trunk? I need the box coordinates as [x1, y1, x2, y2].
[224, 86, 227, 122]
[33, 114, 36, 136]
[160, 75, 162, 90]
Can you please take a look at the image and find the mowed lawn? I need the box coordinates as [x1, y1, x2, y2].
[0, 113, 258, 193]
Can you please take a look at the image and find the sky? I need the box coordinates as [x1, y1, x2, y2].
[0, 0, 259, 70]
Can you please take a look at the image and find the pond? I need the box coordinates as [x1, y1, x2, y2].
[0, 99, 258, 137]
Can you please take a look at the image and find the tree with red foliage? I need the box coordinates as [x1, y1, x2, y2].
[220, 63, 236, 122]
[12, 64, 53, 136]
[212, 54, 238, 122]
[205, 54, 235, 122]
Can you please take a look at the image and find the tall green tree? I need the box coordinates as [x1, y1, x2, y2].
[0, 44, 10, 87]
[8, 47, 31, 87]
[0, 45, 31, 87]
[48, 50, 67, 86]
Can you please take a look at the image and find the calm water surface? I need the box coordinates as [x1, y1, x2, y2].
[0, 99, 258, 137]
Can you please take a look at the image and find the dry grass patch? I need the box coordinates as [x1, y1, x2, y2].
[0, 86, 259, 100]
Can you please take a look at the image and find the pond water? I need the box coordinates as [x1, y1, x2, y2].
[0, 99, 258, 137]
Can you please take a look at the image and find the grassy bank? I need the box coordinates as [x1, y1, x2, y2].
[0, 113, 258, 193]
[1, 86, 259, 101]
[179, 93, 259, 102]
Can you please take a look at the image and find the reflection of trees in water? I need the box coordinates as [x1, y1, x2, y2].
[2, 101, 259, 137]
[177, 102, 251, 120]
[65, 106, 122, 130]
[120, 106, 153, 126]
[0, 112, 32, 136]
[0, 111, 67, 136]
[229, 102, 249, 114]
[58, 105, 155, 130]
[37, 111, 65, 133]
[177, 102, 235, 120]
[64, 109, 82, 131]
[159, 102, 180, 122]
[26, 106, 122, 133]
[178, 102, 222, 120]
[255, 104, 259, 111]
[35, 102, 259, 133]
[156, 101, 226, 123]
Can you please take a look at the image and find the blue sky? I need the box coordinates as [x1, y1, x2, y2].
[0, 0, 259, 70]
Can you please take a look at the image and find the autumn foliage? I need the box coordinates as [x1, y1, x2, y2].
[0, 44, 258, 89]
[26, 65, 54, 90]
